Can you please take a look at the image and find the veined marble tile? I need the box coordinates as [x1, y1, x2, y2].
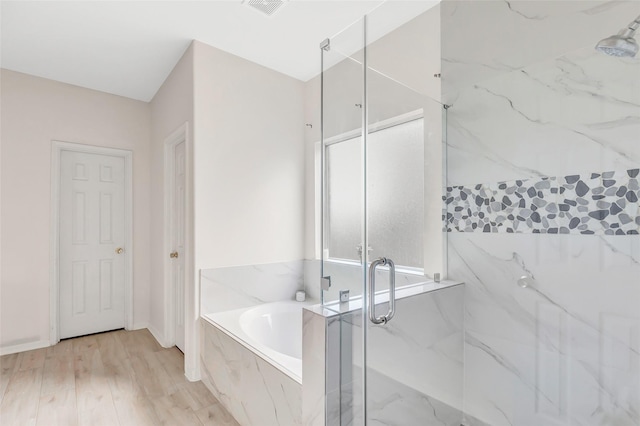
[365, 286, 464, 411]
[446, 47, 639, 187]
[449, 233, 639, 344]
[335, 286, 464, 425]
[448, 232, 639, 425]
[337, 364, 463, 426]
[303, 259, 321, 301]
[200, 260, 304, 315]
[441, 0, 640, 104]
[464, 328, 639, 426]
[301, 308, 328, 426]
[366, 367, 463, 426]
[443, 1, 640, 425]
[328, 317, 343, 426]
[200, 321, 302, 426]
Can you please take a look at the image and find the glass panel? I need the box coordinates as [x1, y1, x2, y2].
[320, 17, 365, 426]
[365, 0, 446, 280]
[321, 17, 364, 307]
[365, 3, 459, 426]
[321, 4, 453, 425]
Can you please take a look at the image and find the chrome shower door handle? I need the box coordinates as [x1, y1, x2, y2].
[368, 257, 396, 325]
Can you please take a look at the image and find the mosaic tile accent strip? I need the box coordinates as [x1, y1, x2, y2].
[444, 169, 640, 235]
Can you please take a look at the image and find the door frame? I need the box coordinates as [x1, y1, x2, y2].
[163, 123, 189, 348]
[49, 141, 133, 344]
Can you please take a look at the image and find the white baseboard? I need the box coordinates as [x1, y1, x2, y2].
[131, 322, 148, 331]
[185, 365, 200, 382]
[185, 344, 201, 381]
[147, 324, 171, 348]
[0, 339, 50, 356]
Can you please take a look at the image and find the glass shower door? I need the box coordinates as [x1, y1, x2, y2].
[320, 17, 367, 426]
[363, 4, 462, 426]
[320, 17, 364, 305]
[320, 4, 458, 425]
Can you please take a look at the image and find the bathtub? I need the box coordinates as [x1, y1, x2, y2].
[202, 300, 309, 384]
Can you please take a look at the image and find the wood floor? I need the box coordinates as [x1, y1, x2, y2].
[0, 329, 239, 426]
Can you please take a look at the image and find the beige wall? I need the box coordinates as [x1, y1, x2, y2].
[147, 41, 306, 380]
[192, 41, 305, 270]
[303, 75, 321, 260]
[0, 69, 151, 350]
[148, 44, 195, 353]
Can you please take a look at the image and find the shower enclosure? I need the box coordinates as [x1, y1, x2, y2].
[318, 3, 462, 425]
[319, 1, 639, 425]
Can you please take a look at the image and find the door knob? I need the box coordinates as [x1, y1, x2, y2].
[115, 247, 124, 254]
[170, 251, 179, 259]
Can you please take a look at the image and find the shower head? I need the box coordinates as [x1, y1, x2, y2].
[595, 14, 640, 58]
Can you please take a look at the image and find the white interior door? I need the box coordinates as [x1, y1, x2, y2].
[59, 150, 126, 339]
[172, 141, 186, 352]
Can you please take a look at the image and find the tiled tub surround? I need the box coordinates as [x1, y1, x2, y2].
[203, 301, 313, 383]
[305, 281, 465, 426]
[445, 168, 640, 235]
[200, 319, 302, 426]
[198, 261, 314, 425]
[199, 261, 309, 426]
[442, 1, 640, 425]
[200, 260, 306, 314]
[302, 305, 341, 426]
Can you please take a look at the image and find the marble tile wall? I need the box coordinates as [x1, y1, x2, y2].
[339, 285, 465, 425]
[301, 308, 342, 426]
[442, 1, 640, 425]
[200, 320, 302, 426]
[301, 308, 325, 426]
[450, 233, 640, 426]
[200, 260, 304, 315]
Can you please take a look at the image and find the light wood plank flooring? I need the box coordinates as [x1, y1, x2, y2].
[0, 329, 239, 426]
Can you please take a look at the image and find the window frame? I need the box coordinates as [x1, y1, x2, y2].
[317, 109, 426, 275]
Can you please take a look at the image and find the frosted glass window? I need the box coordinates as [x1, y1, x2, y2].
[326, 118, 424, 269]
[326, 137, 362, 261]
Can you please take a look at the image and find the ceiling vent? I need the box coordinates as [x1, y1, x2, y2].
[244, 0, 286, 17]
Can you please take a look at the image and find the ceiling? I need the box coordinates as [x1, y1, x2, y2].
[1, 1, 438, 102]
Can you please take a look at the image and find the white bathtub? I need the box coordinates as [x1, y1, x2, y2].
[202, 300, 310, 384]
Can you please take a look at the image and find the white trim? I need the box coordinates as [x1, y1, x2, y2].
[163, 123, 189, 349]
[323, 258, 424, 276]
[49, 141, 134, 345]
[323, 109, 424, 146]
[148, 324, 171, 348]
[131, 322, 149, 331]
[185, 366, 199, 382]
[0, 340, 50, 356]
[184, 123, 198, 381]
